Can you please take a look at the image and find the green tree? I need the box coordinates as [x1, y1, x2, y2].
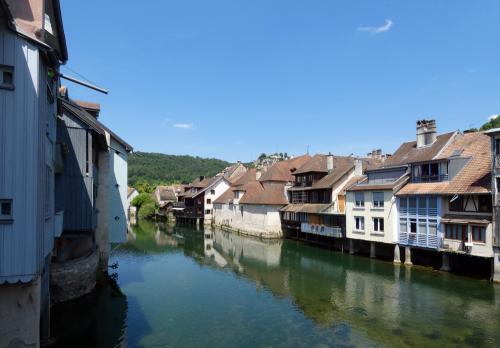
[480, 115, 500, 131]
[138, 202, 156, 219]
[131, 192, 154, 209]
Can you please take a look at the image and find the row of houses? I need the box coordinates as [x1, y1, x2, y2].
[175, 120, 500, 283]
[0, 1, 131, 347]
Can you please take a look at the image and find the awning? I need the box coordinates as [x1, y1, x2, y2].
[172, 208, 185, 211]
[440, 214, 491, 225]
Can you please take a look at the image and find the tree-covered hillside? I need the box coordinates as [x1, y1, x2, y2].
[128, 152, 230, 188]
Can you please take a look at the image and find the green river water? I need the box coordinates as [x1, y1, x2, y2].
[51, 221, 500, 348]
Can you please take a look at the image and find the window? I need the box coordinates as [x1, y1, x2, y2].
[445, 224, 467, 240]
[373, 218, 384, 233]
[210, 189, 215, 195]
[449, 196, 463, 211]
[0, 65, 14, 90]
[410, 219, 417, 233]
[354, 217, 365, 231]
[372, 192, 384, 208]
[472, 226, 486, 243]
[355, 192, 365, 208]
[205, 209, 212, 214]
[478, 195, 492, 213]
[0, 199, 13, 222]
[206, 199, 211, 204]
[234, 191, 240, 199]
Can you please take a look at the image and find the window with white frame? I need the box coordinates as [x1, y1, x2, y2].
[355, 192, 365, 208]
[206, 199, 211, 204]
[354, 216, 365, 231]
[373, 217, 384, 233]
[0, 199, 13, 222]
[210, 189, 215, 195]
[372, 192, 384, 208]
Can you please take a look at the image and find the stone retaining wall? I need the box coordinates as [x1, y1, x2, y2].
[50, 249, 99, 304]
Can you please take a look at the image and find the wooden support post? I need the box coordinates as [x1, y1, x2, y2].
[404, 246, 413, 266]
[393, 244, 401, 264]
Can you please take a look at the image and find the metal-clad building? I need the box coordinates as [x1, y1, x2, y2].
[0, 14, 57, 284]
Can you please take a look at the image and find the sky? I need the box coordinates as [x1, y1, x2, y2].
[60, 0, 500, 163]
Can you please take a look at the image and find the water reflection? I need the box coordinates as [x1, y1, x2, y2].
[52, 221, 500, 347]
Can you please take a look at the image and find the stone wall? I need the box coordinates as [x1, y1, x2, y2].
[50, 249, 99, 304]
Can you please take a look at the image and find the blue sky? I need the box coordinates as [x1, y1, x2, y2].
[61, 1, 500, 162]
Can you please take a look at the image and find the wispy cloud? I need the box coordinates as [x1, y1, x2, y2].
[173, 123, 193, 129]
[358, 19, 393, 34]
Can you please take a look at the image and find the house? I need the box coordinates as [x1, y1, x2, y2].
[377, 120, 493, 270]
[345, 167, 409, 260]
[0, 0, 68, 345]
[153, 185, 177, 215]
[51, 93, 132, 304]
[213, 156, 310, 238]
[484, 128, 500, 283]
[281, 154, 377, 244]
[221, 161, 247, 183]
[127, 187, 139, 219]
[175, 175, 230, 225]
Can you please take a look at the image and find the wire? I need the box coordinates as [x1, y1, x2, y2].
[62, 65, 98, 87]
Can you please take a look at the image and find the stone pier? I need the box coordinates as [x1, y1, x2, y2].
[393, 245, 401, 264]
[370, 242, 376, 258]
[349, 239, 355, 255]
[493, 247, 500, 284]
[404, 247, 413, 266]
[440, 253, 451, 272]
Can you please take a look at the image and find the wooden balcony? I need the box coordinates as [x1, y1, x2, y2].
[399, 232, 440, 249]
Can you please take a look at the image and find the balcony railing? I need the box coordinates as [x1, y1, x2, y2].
[301, 223, 343, 238]
[496, 154, 500, 169]
[399, 232, 440, 249]
[411, 174, 449, 183]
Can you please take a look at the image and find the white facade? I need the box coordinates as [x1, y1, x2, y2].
[213, 202, 284, 238]
[203, 177, 230, 224]
[346, 190, 398, 245]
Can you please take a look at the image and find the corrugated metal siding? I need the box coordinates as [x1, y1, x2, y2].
[0, 28, 43, 283]
[56, 113, 94, 232]
[108, 139, 128, 243]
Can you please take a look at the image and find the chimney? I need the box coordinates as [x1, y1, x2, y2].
[199, 176, 205, 182]
[327, 153, 334, 173]
[354, 158, 363, 176]
[416, 119, 437, 148]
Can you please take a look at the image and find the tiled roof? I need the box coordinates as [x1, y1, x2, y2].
[232, 168, 257, 186]
[280, 204, 331, 214]
[74, 100, 101, 112]
[311, 159, 355, 189]
[259, 155, 311, 182]
[381, 132, 456, 168]
[157, 186, 177, 201]
[294, 154, 330, 174]
[239, 181, 288, 205]
[396, 132, 491, 195]
[213, 187, 234, 204]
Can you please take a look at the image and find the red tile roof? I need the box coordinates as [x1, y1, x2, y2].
[259, 155, 311, 182]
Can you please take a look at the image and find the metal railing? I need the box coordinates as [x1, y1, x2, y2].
[496, 154, 500, 168]
[399, 232, 440, 249]
[301, 223, 343, 238]
[411, 174, 449, 183]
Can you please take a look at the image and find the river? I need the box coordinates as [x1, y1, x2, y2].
[51, 220, 500, 347]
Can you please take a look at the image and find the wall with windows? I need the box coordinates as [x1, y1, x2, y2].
[203, 179, 230, 224]
[345, 190, 398, 244]
[441, 195, 493, 258]
[398, 196, 440, 249]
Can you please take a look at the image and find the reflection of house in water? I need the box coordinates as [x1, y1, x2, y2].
[212, 229, 283, 267]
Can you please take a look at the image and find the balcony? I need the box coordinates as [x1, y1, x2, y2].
[301, 223, 343, 238]
[410, 174, 449, 183]
[399, 232, 440, 249]
[496, 154, 500, 169]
